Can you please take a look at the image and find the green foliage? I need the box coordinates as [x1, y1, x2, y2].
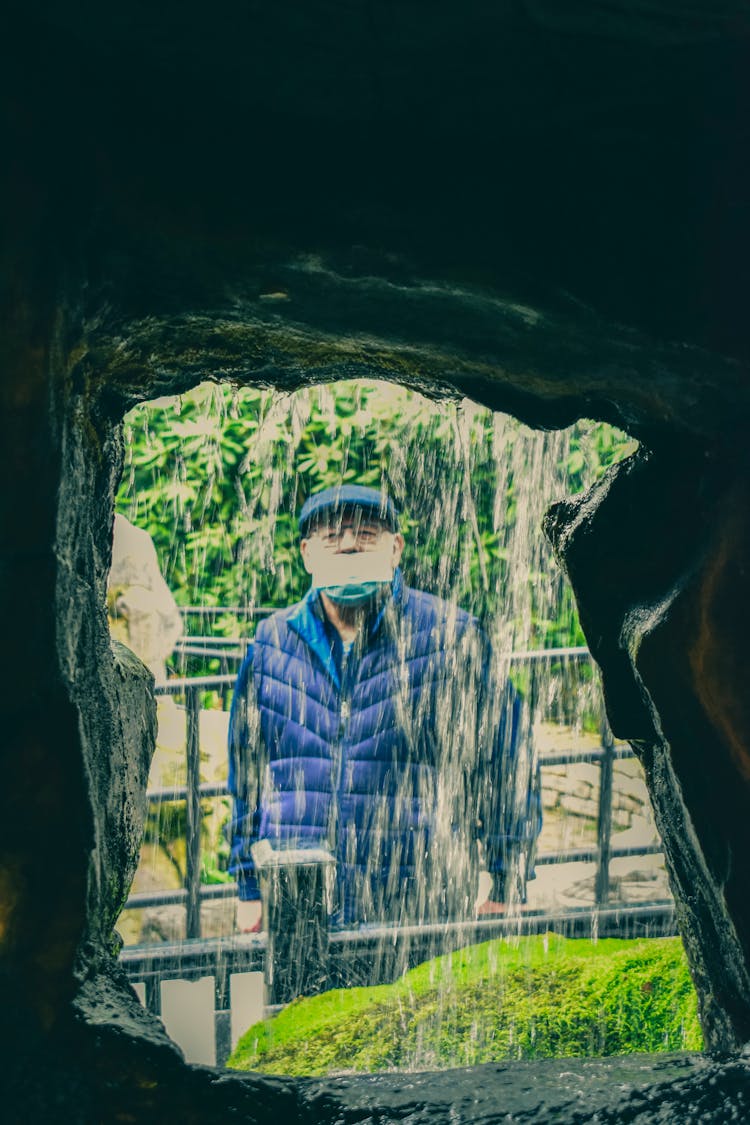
[141, 798, 228, 885]
[227, 934, 701, 1076]
[117, 381, 636, 650]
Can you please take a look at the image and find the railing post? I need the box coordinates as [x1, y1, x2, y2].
[594, 715, 615, 906]
[214, 963, 232, 1067]
[185, 685, 202, 939]
[144, 975, 161, 1017]
[253, 845, 333, 1007]
[220, 654, 231, 711]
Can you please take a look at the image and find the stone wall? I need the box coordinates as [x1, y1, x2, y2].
[542, 758, 647, 831]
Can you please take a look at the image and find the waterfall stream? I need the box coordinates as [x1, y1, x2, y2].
[112, 380, 682, 1072]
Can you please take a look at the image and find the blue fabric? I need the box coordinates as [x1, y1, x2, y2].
[228, 573, 541, 922]
[298, 484, 399, 535]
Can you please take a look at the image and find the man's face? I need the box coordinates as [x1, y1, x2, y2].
[300, 510, 404, 577]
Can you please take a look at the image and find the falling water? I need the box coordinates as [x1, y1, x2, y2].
[111, 379, 684, 1072]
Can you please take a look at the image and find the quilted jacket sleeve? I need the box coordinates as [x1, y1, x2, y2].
[227, 644, 263, 901]
[478, 652, 542, 903]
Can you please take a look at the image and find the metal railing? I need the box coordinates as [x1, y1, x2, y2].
[124, 646, 665, 925]
[119, 640, 675, 1062]
[119, 899, 677, 1066]
[123, 672, 238, 937]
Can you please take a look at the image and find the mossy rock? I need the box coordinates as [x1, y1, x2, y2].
[227, 934, 702, 1076]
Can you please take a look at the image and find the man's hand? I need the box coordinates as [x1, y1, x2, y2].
[236, 899, 263, 932]
[476, 898, 508, 916]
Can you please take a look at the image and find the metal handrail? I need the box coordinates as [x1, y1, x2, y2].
[158, 673, 238, 692]
[179, 606, 274, 616]
[125, 884, 238, 910]
[123, 841, 667, 913]
[123, 647, 666, 930]
[176, 635, 250, 646]
[120, 897, 678, 1055]
[173, 644, 246, 660]
[119, 647, 672, 1064]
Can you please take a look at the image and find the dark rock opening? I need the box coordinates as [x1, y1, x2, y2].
[5, 304, 749, 1120]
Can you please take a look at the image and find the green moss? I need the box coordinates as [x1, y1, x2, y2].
[227, 934, 702, 1076]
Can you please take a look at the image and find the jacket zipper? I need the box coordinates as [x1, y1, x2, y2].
[331, 647, 353, 859]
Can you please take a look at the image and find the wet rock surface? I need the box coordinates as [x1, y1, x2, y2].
[545, 447, 750, 1054]
[300, 1054, 750, 1124]
[9, 1028, 750, 1124]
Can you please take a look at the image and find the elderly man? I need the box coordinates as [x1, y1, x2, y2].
[228, 484, 539, 932]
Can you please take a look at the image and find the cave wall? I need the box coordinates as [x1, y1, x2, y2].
[3, 2, 750, 1120]
[546, 445, 750, 1052]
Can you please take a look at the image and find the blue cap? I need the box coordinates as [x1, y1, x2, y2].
[299, 485, 399, 537]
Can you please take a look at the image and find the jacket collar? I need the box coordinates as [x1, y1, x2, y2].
[287, 569, 406, 688]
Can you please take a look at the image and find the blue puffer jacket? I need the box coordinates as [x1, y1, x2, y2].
[229, 572, 539, 924]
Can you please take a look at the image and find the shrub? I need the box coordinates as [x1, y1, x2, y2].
[227, 934, 701, 1076]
